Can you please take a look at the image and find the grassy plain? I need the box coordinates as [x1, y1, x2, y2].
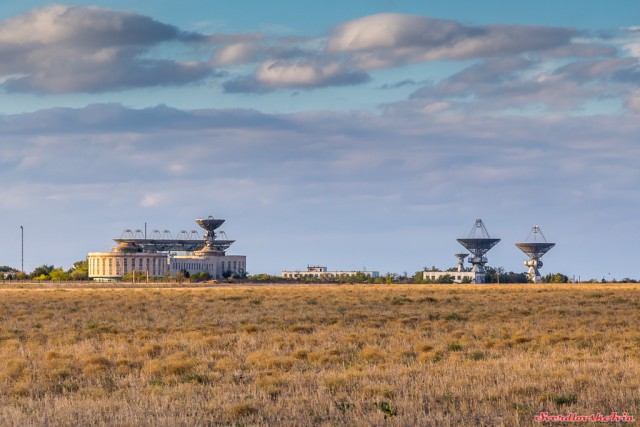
[0, 283, 639, 426]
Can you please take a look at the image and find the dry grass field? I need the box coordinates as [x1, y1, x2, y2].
[0, 283, 638, 426]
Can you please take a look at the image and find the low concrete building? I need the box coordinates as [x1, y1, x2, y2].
[169, 254, 246, 278]
[422, 271, 477, 283]
[422, 253, 482, 283]
[282, 265, 379, 280]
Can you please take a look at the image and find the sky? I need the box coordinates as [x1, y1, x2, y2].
[0, 1, 639, 280]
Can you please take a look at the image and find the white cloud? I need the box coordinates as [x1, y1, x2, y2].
[140, 193, 167, 208]
[213, 41, 262, 66]
[224, 59, 369, 92]
[619, 26, 640, 57]
[408, 55, 637, 112]
[0, 5, 214, 93]
[168, 163, 186, 175]
[421, 102, 451, 114]
[327, 14, 461, 52]
[626, 91, 640, 113]
[327, 13, 578, 69]
[255, 59, 364, 87]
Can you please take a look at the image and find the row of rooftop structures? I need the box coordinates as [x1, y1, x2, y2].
[88, 216, 554, 284]
[282, 219, 555, 284]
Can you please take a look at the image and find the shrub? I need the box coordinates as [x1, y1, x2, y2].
[228, 403, 258, 418]
[360, 346, 386, 363]
[468, 351, 486, 361]
[444, 312, 467, 321]
[447, 342, 464, 352]
[375, 401, 398, 419]
[552, 394, 578, 406]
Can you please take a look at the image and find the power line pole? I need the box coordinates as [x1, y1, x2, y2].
[20, 225, 23, 273]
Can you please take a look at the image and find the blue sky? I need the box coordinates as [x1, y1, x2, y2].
[0, 2, 639, 280]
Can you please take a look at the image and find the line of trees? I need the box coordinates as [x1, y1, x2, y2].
[0, 261, 251, 283]
[1, 261, 631, 284]
[1, 260, 88, 281]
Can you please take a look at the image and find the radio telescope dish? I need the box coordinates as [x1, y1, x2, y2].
[515, 225, 555, 283]
[456, 219, 500, 283]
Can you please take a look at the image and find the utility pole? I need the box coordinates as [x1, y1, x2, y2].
[20, 225, 23, 273]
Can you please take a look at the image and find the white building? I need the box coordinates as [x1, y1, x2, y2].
[282, 266, 379, 280]
[422, 253, 482, 283]
[88, 214, 246, 281]
[422, 271, 477, 283]
[88, 251, 168, 281]
[169, 254, 246, 278]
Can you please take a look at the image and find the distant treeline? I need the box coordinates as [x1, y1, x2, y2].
[1, 262, 634, 284]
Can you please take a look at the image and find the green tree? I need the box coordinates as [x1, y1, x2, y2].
[30, 264, 54, 280]
[410, 271, 425, 284]
[501, 272, 528, 283]
[543, 273, 569, 283]
[247, 274, 281, 282]
[68, 259, 88, 280]
[344, 272, 370, 283]
[436, 274, 454, 284]
[384, 272, 398, 284]
[122, 271, 148, 282]
[172, 271, 186, 283]
[50, 268, 70, 281]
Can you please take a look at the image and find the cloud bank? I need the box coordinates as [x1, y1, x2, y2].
[0, 7, 630, 100]
[1, 103, 639, 277]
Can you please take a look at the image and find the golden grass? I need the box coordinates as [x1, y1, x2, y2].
[0, 283, 639, 425]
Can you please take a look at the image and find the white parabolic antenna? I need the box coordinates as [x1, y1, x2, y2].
[515, 225, 555, 283]
[456, 219, 500, 283]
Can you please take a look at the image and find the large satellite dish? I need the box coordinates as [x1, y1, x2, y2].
[515, 225, 555, 283]
[456, 219, 500, 283]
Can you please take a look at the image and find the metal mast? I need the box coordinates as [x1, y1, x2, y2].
[20, 225, 23, 273]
